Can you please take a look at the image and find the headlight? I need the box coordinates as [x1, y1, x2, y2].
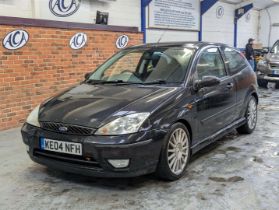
[258, 60, 268, 66]
[95, 113, 150, 135]
[26, 105, 40, 127]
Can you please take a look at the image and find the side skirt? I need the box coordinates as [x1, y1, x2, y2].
[191, 118, 246, 154]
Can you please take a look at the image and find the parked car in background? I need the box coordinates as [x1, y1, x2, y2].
[257, 40, 279, 88]
[21, 42, 258, 181]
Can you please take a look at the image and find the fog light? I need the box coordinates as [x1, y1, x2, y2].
[108, 159, 129, 168]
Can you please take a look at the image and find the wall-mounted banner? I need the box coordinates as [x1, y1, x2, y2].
[216, 6, 224, 19]
[116, 35, 129, 49]
[2, 30, 29, 50]
[148, 0, 200, 31]
[49, 0, 81, 17]
[70, 32, 87, 50]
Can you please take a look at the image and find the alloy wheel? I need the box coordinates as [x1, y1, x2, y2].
[247, 98, 257, 130]
[167, 128, 189, 175]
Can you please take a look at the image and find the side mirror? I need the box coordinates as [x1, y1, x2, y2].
[84, 72, 91, 80]
[194, 76, 221, 91]
[262, 48, 269, 54]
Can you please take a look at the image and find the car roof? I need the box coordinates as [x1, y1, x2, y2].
[127, 42, 231, 50]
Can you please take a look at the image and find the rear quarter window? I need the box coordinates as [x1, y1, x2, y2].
[223, 48, 248, 74]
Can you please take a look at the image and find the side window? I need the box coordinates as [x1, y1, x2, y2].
[196, 47, 226, 80]
[223, 48, 248, 74]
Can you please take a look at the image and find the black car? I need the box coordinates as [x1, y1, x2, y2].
[21, 42, 258, 181]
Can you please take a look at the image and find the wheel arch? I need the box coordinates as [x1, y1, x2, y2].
[176, 119, 192, 144]
[251, 91, 259, 104]
[241, 87, 259, 117]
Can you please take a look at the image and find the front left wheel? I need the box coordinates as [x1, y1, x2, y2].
[156, 123, 191, 181]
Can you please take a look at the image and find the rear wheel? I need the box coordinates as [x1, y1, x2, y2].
[156, 123, 191, 181]
[237, 96, 257, 134]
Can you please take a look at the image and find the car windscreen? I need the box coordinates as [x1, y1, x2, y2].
[88, 47, 194, 84]
[271, 41, 279, 54]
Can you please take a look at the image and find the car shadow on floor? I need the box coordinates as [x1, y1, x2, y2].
[190, 130, 239, 162]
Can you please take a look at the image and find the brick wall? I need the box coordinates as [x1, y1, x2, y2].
[0, 20, 142, 131]
[104, 52, 143, 77]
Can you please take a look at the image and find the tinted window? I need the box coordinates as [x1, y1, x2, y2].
[196, 48, 226, 80]
[89, 47, 194, 83]
[102, 52, 142, 80]
[223, 48, 247, 74]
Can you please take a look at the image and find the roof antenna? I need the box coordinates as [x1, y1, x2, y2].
[157, 25, 170, 43]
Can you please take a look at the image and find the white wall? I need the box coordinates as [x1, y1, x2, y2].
[0, 0, 261, 48]
[0, 0, 141, 29]
[145, 1, 259, 49]
[202, 2, 235, 46]
[259, 5, 279, 48]
[0, 0, 34, 18]
[145, 0, 199, 43]
[203, 2, 259, 49]
[238, 10, 259, 49]
[146, 29, 198, 43]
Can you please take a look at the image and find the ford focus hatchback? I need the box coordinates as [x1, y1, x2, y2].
[21, 42, 258, 181]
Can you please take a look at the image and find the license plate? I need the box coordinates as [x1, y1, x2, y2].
[272, 70, 279, 75]
[40, 138, 82, 156]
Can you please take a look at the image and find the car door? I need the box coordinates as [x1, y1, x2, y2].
[192, 47, 237, 140]
[221, 47, 252, 119]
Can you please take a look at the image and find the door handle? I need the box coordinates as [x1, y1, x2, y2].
[226, 83, 234, 89]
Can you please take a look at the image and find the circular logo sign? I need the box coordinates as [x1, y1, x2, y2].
[116, 35, 129, 49]
[216, 6, 224, 19]
[70, 32, 87, 50]
[2, 30, 29, 50]
[49, 0, 81, 17]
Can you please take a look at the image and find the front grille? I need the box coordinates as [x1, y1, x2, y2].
[34, 149, 101, 168]
[270, 63, 279, 69]
[41, 122, 96, 136]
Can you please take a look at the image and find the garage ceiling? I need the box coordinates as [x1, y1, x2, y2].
[221, 0, 279, 10]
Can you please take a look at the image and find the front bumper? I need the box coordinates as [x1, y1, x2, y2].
[21, 123, 166, 178]
[257, 63, 279, 82]
[257, 74, 279, 82]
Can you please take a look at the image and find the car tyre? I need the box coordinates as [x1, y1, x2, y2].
[237, 96, 257, 134]
[257, 79, 268, 88]
[156, 123, 191, 181]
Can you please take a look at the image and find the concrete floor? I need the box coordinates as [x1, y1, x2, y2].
[0, 88, 279, 210]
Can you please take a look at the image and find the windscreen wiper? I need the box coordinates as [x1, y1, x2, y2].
[86, 79, 125, 84]
[100, 80, 126, 84]
[86, 79, 142, 85]
[143, 80, 167, 85]
[85, 79, 104, 84]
